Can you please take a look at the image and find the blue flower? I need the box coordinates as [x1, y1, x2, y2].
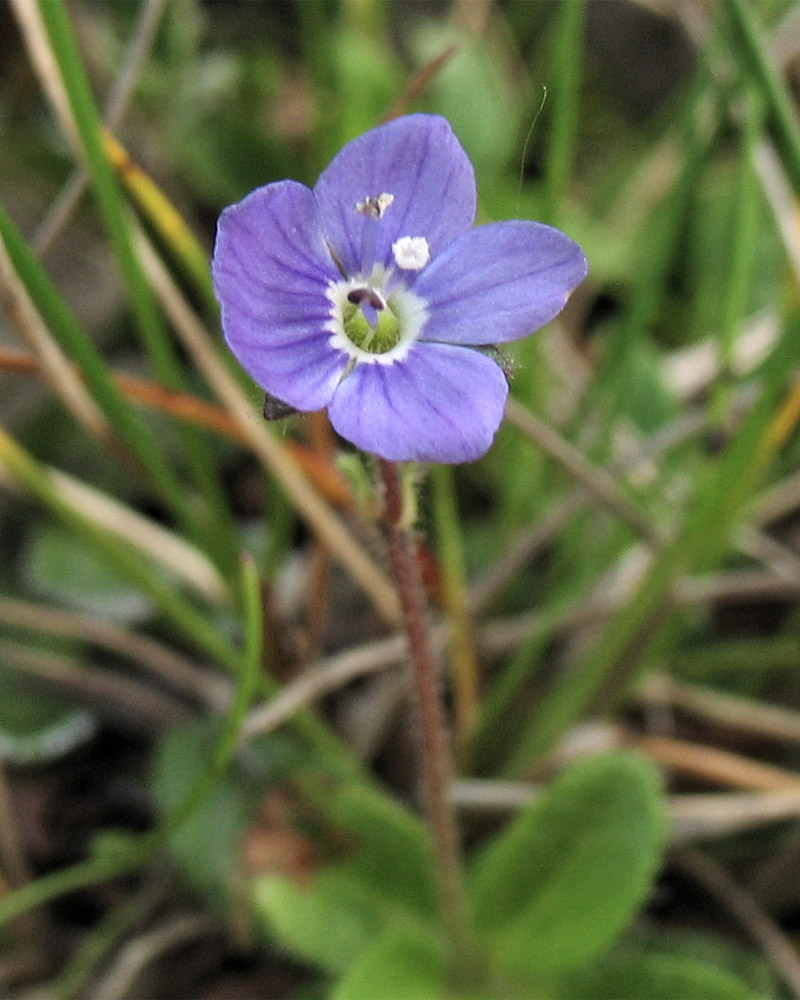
[212, 114, 587, 463]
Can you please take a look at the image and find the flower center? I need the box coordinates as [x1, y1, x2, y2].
[326, 271, 429, 367]
[342, 287, 402, 354]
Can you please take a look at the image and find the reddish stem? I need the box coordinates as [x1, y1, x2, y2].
[377, 458, 472, 969]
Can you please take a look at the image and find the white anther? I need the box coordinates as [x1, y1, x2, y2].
[392, 236, 430, 271]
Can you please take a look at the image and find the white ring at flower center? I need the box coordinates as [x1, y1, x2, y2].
[325, 272, 428, 366]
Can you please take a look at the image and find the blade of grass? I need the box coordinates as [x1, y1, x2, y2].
[585, 77, 710, 434]
[4, 344, 356, 508]
[0, 202, 194, 532]
[726, 0, 800, 196]
[103, 131, 216, 314]
[54, 871, 166, 1000]
[0, 425, 241, 674]
[0, 639, 191, 733]
[0, 595, 231, 710]
[33, 0, 168, 255]
[640, 673, 800, 747]
[0, 223, 110, 443]
[504, 397, 664, 544]
[35, 0, 182, 386]
[713, 91, 764, 426]
[675, 847, 800, 998]
[35, 467, 229, 604]
[472, 592, 580, 773]
[543, 0, 585, 225]
[0, 426, 364, 773]
[382, 44, 459, 123]
[34, 0, 239, 564]
[504, 309, 800, 772]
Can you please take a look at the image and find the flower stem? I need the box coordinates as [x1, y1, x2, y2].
[377, 458, 473, 971]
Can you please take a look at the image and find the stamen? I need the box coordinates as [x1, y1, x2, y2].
[356, 193, 394, 218]
[356, 195, 394, 272]
[347, 287, 385, 310]
[347, 287, 386, 327]
[392, 236, 430, 271]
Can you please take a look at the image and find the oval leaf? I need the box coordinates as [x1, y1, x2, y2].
[24, 525, 152, 622]
[555, 951, 758, 1000]
[252, 783, 437, 974]
[332, 925, 447, 1000]
[0, 671, 95, 765]
[469, 752, 667, 977]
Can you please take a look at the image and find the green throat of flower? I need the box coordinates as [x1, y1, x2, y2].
[342, 297, 402, 354]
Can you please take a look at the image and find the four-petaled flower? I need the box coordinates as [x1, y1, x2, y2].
[212, 114, 588, 463]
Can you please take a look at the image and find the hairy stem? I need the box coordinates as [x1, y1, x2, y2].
[377, 457, 473, 970]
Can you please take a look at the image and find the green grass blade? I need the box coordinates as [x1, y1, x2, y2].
[37, 0, 180, 385]
[0, 426, 240, 674]
[584, 81, 710, 434]
[543, 0, 586, 225]
[103, 131, 217, 315]
[712, 91, 764, 424]
[725, 0, 800, 195]
[36, 0, 239, 560]
[0, 202, 194, 530]
[504, 310, 800, 771]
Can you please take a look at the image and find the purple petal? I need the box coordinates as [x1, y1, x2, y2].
[327, 343, 508, 463]
[212, 180, 348, 410]
[415, 221, 588, 345]
[236, 335, 351, 413]
[313, 115, 476, 278]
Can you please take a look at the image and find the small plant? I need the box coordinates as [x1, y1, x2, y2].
[0, 1, 797, 997]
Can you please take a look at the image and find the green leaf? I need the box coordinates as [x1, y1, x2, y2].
[331, 27, 403, 153]
[553, 951, 759, 1000]
[151, 718, 298, 912]
[331, 925, 448, 1000]
[24, 525, 152, 622]
[328, 783, 437, 918]
[411, 24, 522, 177]
[469, 752, 667, 977]
[254, 870, 398, 976]
[252, 782, 437, 975]
[153, 722, 248, 908]
[0, 670, 95, 765]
